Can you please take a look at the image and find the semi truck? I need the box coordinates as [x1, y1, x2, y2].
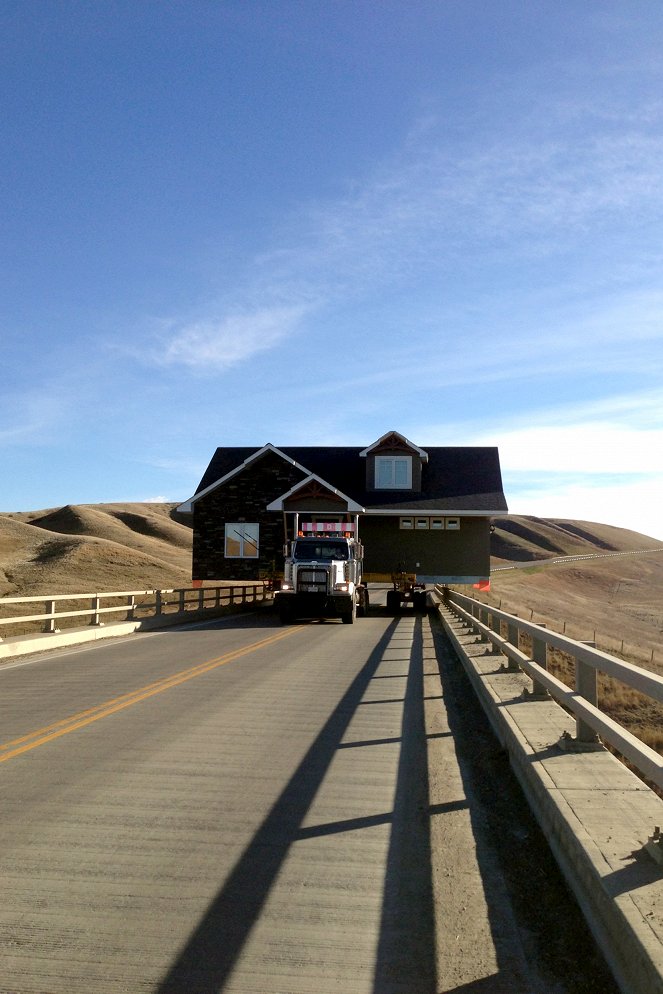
[274, 525, 369, 624]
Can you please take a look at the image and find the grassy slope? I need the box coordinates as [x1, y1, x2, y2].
[0, 503, 192, 596]
[488, 516, 663, 673]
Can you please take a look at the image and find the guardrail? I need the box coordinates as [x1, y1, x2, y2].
[0, 584, 268, 641]
[439, 586, 663, 793]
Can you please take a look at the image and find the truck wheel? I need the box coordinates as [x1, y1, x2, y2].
[386, 589, 400, 613]
[342, 599, 356, 624]
[279, 607, 292, 625]
[414, 591, 427, 613]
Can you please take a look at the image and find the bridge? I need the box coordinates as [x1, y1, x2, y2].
[0, 587, 661, 993]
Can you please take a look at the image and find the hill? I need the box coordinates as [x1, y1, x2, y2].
[0, 503, 193, 597]
[487, 516, 663, 676]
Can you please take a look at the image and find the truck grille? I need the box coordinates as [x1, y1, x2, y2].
[297, 568, 329, 593]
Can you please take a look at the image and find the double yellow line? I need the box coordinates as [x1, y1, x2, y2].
[0, 627, 299, 764]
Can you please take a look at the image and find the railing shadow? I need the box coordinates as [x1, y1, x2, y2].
[156, 618, 421, 993]
[372, 614, 437, 993]
[430, 616, 621, 994]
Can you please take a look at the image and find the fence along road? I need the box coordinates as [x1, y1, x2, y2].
[0, 598, 617, 993]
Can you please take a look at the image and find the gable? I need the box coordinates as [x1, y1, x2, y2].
[266, 475, 364, 513]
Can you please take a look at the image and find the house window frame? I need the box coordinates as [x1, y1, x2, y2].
[375, 455, 412, 489]
[224, 522, 260, 558]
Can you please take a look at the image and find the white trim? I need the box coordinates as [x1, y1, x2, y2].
[363, 508, 504, 516]
[359, 430, 428, 461]
[418, 575, 489, 583]
[266, 475, 364, 512]
[176, 444, 313, 513]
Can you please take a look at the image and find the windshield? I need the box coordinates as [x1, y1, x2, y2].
[293, 540, 350, 561]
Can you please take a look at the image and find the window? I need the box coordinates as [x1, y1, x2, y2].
[225, 522, 259, 558]
[445, 517, 460, 530]
[399, 517, 413, 530]
[430, 518, 444, 530]
[415, 517, 429, 530]
[375, 456, 412, 489]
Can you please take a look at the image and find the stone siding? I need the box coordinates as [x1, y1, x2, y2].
[192, 451, 306, 581]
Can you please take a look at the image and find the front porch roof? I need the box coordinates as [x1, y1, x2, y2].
[266, 475, 364, 513]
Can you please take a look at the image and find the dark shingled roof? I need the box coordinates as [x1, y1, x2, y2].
[194, 443, 508, 513]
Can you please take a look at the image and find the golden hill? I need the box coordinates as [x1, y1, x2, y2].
[0, 503, 192, 597]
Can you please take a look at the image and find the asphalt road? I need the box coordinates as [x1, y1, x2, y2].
[0, 594, 618, 994]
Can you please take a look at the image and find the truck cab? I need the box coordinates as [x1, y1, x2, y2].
[274, 533, 369, 624]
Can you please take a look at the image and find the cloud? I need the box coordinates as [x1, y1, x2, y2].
[505, 473, 663, 542]
[147, 87, 663, 374]
[440, 388, 663, 472]
[156, 304, 309, 372]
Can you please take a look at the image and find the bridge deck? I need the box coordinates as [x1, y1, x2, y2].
[0, 599, 619, 992]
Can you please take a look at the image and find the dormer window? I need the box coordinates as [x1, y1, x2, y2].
[375, 455, 412, 489]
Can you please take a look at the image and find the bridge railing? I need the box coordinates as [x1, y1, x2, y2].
[439, 586, 663, 793]
[0, 584, 268, 641]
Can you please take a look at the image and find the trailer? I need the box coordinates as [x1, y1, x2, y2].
[386, 570, 428, 613]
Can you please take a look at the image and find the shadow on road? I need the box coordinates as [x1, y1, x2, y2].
[156, 616, 440, 993]
[431, 616, 621, 994]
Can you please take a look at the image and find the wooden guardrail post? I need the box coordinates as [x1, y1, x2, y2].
[489, 610, 501, 652]
[90, 596, 102, 626]
[45, 599, 59, 633]
[575, 657, 600, 744]
[506, 621, 520, 671]
[531, 627, 549, 697]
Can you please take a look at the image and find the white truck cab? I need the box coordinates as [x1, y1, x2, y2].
[274, 529, 369, 624]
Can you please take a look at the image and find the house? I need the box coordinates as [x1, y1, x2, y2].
[177, 430, 508, 584]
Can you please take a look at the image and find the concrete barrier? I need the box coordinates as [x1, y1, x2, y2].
[434, 594, 663, 994]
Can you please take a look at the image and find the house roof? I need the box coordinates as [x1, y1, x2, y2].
[179, 439, 508, 515]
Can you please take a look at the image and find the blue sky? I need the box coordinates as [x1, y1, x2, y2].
[2, 1, 663, 539]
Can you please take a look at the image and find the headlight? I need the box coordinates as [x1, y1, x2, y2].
[281, 582, 291, 591]
[334, 583, 349, 592]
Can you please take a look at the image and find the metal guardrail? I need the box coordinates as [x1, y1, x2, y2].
[0, 584, 268, 640]
[439, 586, 663, 792]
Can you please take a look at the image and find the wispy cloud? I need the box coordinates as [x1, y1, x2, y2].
[153, 304, 310, 372]
[145, 89, 663, 376]
[505, 472, 663, 541]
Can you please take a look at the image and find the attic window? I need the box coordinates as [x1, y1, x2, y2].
[375, 455, 412, 489]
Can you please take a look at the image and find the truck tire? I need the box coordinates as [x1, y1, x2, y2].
[386, 589, 400, 614]
[414, 591, 427, 613]
[342, 598, 356, 624]
[279, 606, 293, 625]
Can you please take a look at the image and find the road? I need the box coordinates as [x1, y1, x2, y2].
[0, 593, 618, 993]
[492, 546, 663, 571]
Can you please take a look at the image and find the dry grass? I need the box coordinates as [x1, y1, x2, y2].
[480, 531, 663, 791]
[0, 502, 193, 601]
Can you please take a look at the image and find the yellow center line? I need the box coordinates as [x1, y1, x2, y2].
[0, 626, 300, 764]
